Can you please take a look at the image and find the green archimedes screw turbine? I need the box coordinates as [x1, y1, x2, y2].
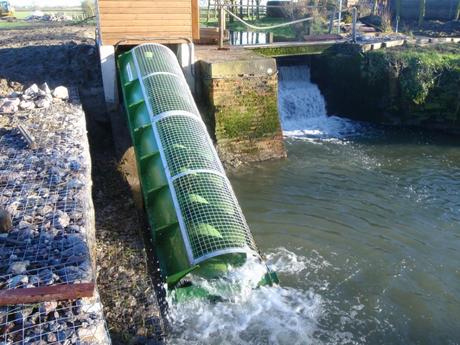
[117, 43, 278, 301]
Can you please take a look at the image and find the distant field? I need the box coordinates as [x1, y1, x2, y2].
[0, 7, 86, 30]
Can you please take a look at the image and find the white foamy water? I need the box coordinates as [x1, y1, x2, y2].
[278, 65, 360, 140]
[166, 248, 371, 345]
[167, 253, 325, 345]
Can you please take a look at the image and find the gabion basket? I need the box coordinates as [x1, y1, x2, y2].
[118, 44, 259, 286]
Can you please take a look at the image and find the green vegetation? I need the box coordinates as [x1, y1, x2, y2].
[216, 89, 280, 141]
[253, 43, 334, 57]
[312, 44, 460, 131]
[365, 45, 460, 105]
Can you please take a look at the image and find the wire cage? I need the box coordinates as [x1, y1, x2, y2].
[118, 43, 261, 286]
[0, 93, 95, 298]
[0, 294, 110, 345]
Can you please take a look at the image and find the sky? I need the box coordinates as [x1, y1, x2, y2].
[10, 0, 82, 7]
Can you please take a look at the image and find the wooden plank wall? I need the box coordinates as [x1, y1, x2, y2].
[390, 0, 458, 20]
[98, 0, 200, 45]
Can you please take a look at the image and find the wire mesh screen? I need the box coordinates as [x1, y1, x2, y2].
[156, 115, 224, 177]
[0, 95, 94, 291]
[143, 74, 199, 118]
[133, 44, 184, 77]
[0, 294, 110, 345]
[173, 172, 257, 260]
[130, 43, 259, 265]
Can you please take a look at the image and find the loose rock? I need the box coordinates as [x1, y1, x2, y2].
[0, 99, 19, 114]
[0, 209, 12, 232]
[7, 275, 28, 288]
[8, 260, 30, 275]
[35, 96, 52, 108]
[19, 100, 36, 110]
[53, 86, 69, 100]
[24, 84, 39, 97]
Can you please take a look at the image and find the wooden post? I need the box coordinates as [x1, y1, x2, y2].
[328, 6, 336, 34]
[372, 0, 378, 15]
[192, 0, 200, 41]
[456, 0, 460, 20]
[268, 32, 274, 44]
[418, 0, 425, 27]
[218, 5, 226, 49]
[352, 7, 357, 43]
[206, 0, 211, 23]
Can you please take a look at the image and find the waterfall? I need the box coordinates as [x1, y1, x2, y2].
[278, 65, 359, 140]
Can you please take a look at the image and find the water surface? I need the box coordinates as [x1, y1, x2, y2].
[168, 65, 460, 345]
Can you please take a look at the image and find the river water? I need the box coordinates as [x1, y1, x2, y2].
[168, 64, 460, 344]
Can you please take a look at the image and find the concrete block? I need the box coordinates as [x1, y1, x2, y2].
[177, 43, 196, 94]
[98, 45, 119, 112]
[361, 43, 372, 52]
[371, 42, 383, 50]
[383, 39, 405, 48]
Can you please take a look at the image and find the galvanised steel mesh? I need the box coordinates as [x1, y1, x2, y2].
[129, 43, 258, 265]
[173, 172, 257, 260]
[134, 44, 184, 77]
[143, 74, 200, 117]
[156, 115, 224, 177]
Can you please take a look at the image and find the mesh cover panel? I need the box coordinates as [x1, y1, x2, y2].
[156, 115, 224, 177]
[133, 44, 183, 77]
[143, 74, 199, 117]
[174, 173, 257, 260]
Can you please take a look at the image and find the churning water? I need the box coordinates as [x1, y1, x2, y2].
[167, 64, 460, 344]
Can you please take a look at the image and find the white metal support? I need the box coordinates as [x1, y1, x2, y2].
[99, 44, 119, 112]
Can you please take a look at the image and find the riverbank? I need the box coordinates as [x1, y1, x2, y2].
[0, 25, 165, 344]
[311, 42, 460, 134]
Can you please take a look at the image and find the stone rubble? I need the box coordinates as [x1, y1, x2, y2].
[0, 84, 69, 114]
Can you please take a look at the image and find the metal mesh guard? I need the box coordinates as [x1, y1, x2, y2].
[143, 74, 199, 117]
[156, 115, 224, 177]
[174, 172, 257, 260]
[133, 43, 183, 77]
[130, 43, 259, 265]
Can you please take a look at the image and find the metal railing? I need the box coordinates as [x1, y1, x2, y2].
[208, 1, 359, 49]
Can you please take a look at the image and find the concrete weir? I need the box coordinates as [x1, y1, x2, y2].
[195, 46, 286, 167]
[0, 90, 110, 344]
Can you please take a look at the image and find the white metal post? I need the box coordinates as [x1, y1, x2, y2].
[352, 7, 357, 43]
[337, 0, 343, 35]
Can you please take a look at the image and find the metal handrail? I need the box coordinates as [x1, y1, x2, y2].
[224, 7, 313, 31]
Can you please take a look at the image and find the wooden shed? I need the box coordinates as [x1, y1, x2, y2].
[390, 0, 459, 21]
[96, 0, 200, 46]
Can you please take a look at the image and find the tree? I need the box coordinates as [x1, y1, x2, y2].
[81, 0, 96, 18]
[372, 0, 378, 15]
